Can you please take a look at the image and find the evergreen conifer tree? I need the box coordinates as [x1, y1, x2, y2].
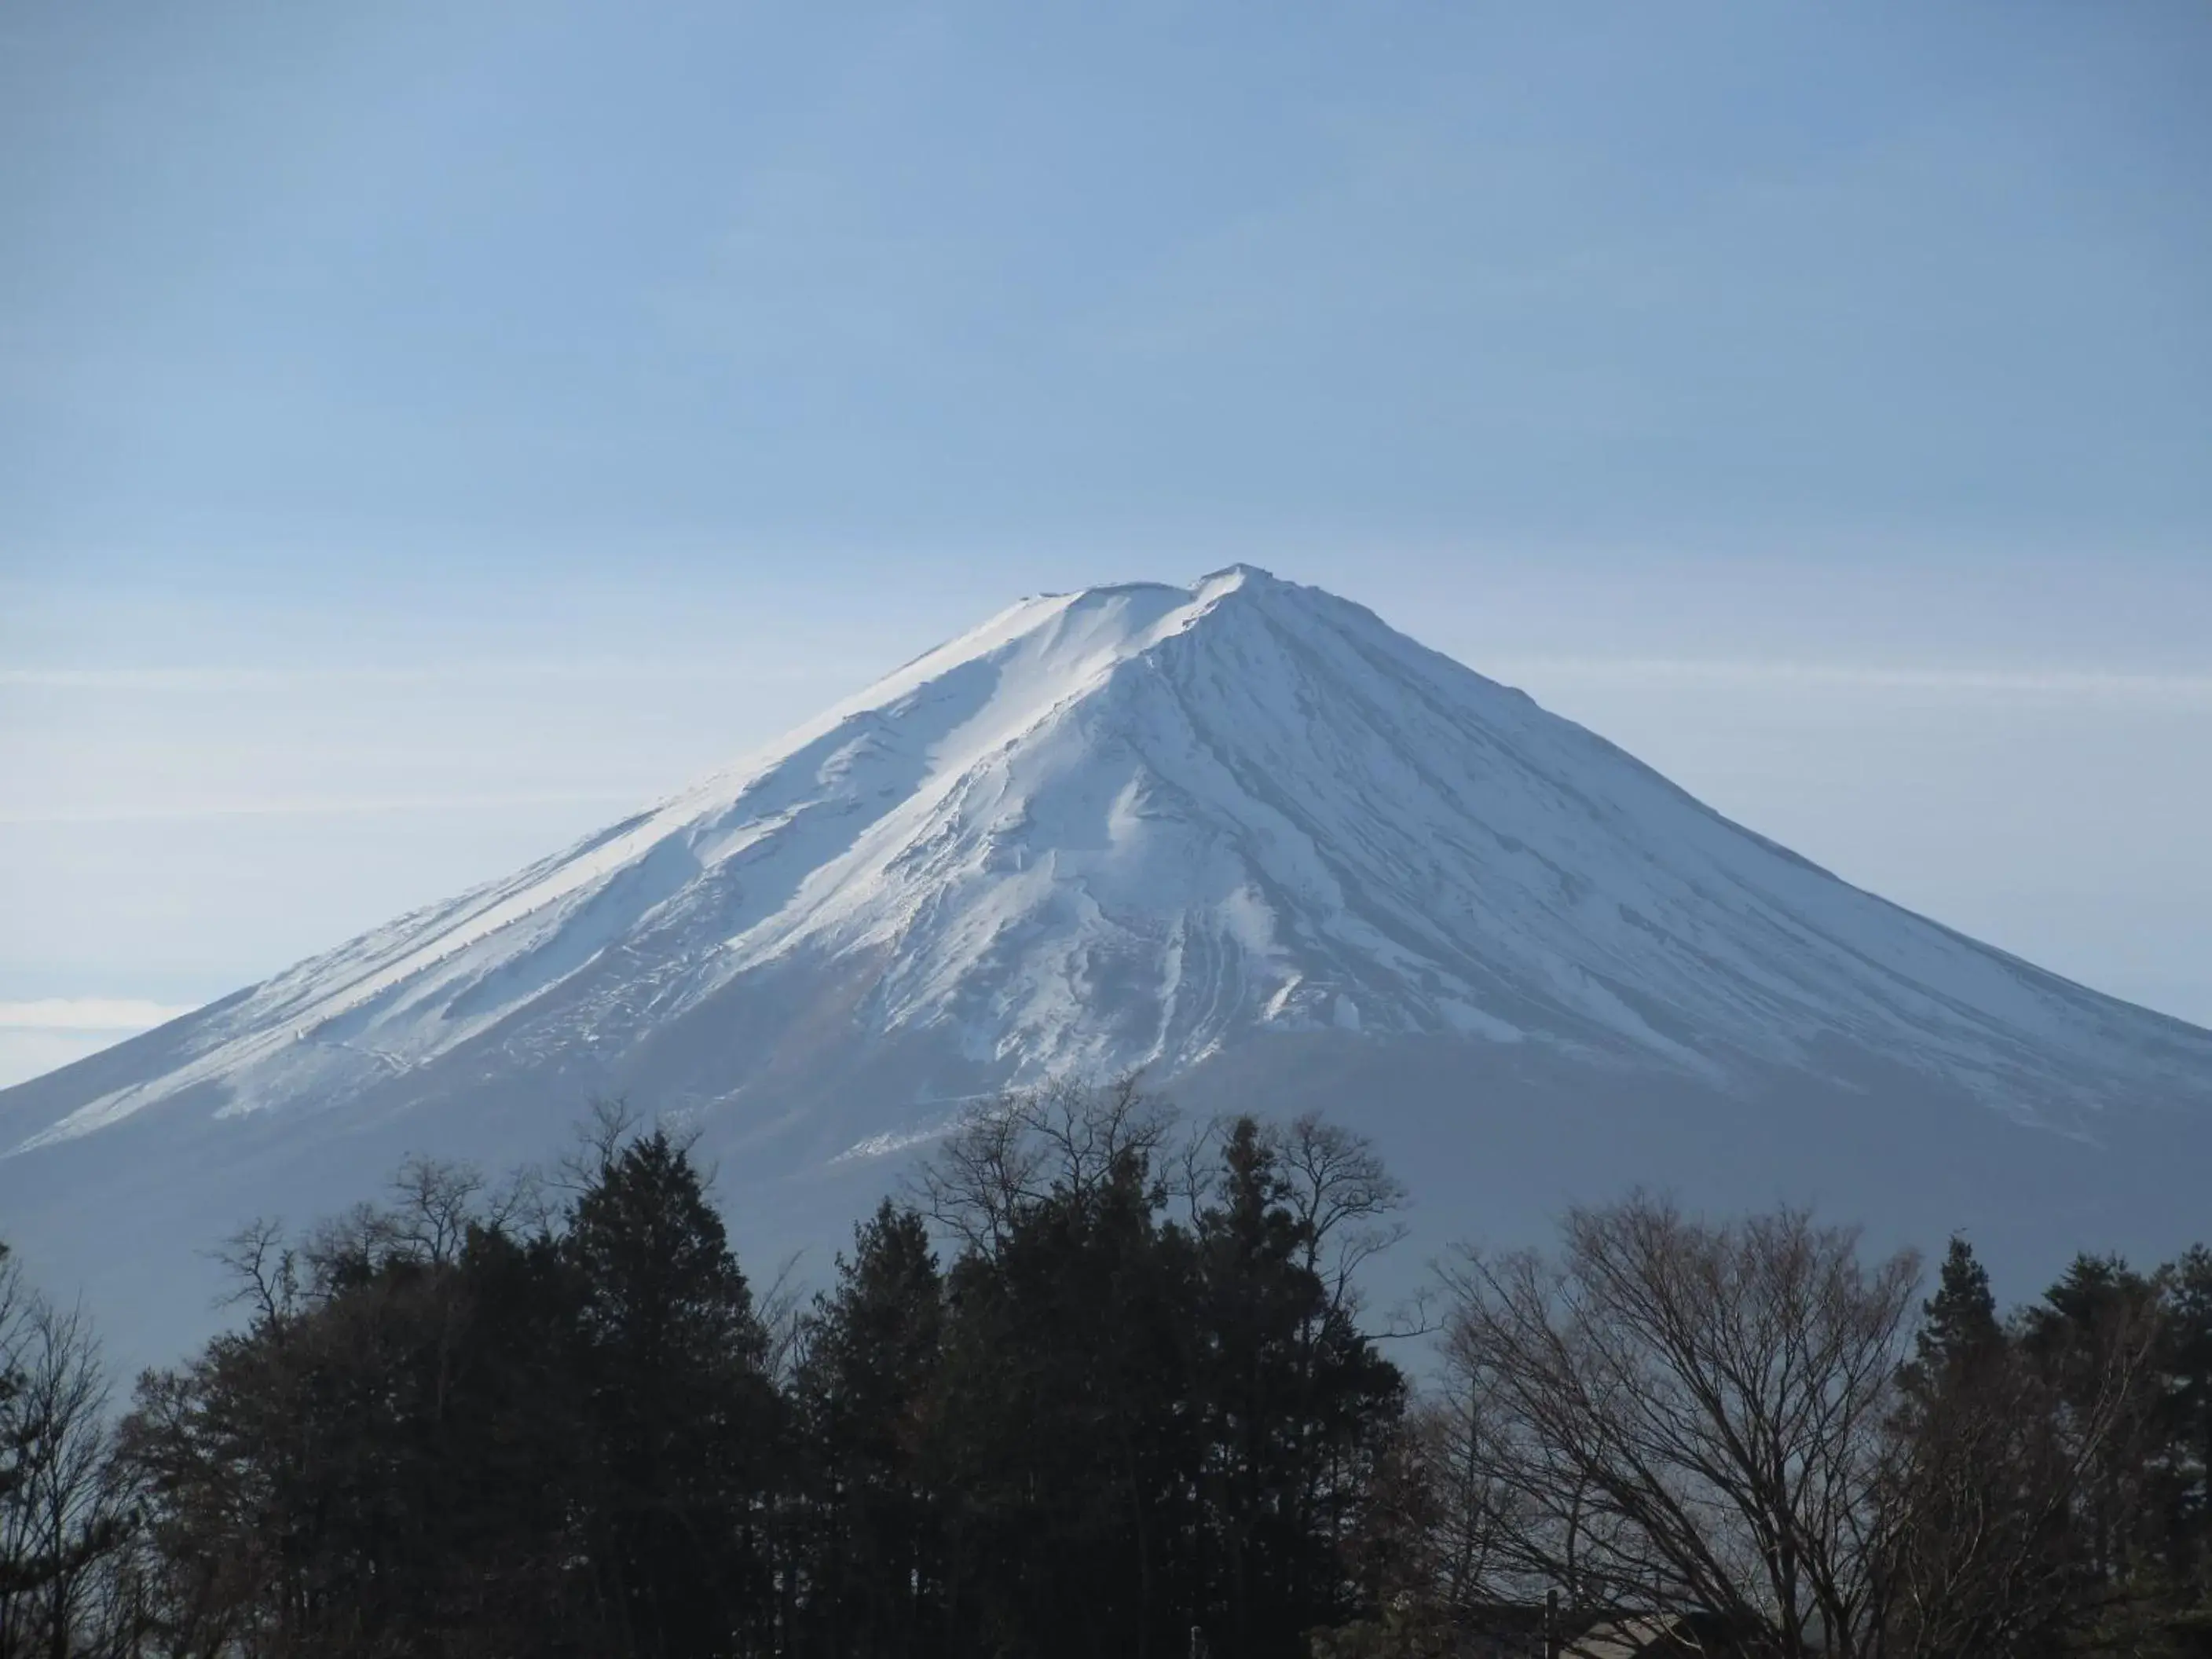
[566, 1128, 783, 1655]
[1902, 1234, 2002, 1398]
[2166, 1246, 2212, 1589]
[1191, 1119, 1403, 1659]
[793, 1201, 947, 1659]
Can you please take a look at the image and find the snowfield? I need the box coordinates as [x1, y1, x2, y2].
[4, 566, 2209, 1364]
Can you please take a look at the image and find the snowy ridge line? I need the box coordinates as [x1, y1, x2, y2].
[6, 563, 2210, 1162]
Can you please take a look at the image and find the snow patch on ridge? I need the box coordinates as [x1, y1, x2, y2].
[10, 562, 2212, 1156]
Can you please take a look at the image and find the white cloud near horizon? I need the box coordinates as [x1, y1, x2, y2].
[0, 998, 199, 1031]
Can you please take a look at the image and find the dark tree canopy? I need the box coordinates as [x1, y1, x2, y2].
[9, 1088, 2212, 1659]
[1904, 1234, 2003, 1394]
[50, 1089, 1407, 1659]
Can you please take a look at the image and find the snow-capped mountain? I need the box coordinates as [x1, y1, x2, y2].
[5, 566, 2209, 1361]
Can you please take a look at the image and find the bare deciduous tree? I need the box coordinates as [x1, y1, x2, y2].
[1271, 1113, 1409, 1320]
[0, 1247, 132, 1659]
[912, 1074, 1176, 1252]
[1437, 1194, 1920, 1657]
[1423, 1195, 2169, 1658]
[210, 1218, 298, 1333]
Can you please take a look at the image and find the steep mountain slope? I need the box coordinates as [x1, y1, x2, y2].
[4, 566, 2208, 1361]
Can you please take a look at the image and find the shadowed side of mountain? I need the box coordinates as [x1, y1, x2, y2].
[9, 1019, 2209, 1379]
[3, 565, 2210, 1368]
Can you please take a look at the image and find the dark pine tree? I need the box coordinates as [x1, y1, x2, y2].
[1190, 1119, 1404, 1659]
[934, 1139, 1203, 1659]
[2022, 1251, 2175, 1625]
[565, 1129, 784, 1657]
[1900, 1234, 2003, 1401]
[2167, 1246, 2212, 1599]
[791, 1201, 948, 1659]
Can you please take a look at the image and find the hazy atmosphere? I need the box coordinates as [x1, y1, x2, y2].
[5, 2, 2209, 1082]
[9, 10, 2212, 1657]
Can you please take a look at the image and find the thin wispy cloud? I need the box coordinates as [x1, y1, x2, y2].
[0, 998, 198, 1031]
[0, 789, 646, 827]
[0, 661, 860, 692]
[14, 658, 2207, 703]
[1488, 659, 2212, 704]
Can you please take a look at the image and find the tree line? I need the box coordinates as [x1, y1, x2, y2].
[1338, 1205, 2212, 1658]
[1, 1081, 2210, 1657]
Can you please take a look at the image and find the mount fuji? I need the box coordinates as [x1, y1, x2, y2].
[5, 566, 2209, 1361]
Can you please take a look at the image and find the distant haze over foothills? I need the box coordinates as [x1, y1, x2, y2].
[4, 566, 2209, 1369]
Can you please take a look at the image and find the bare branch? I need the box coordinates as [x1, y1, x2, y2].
[1431, 1194, 1920, 1656]
[207, 1219, 297, 1331]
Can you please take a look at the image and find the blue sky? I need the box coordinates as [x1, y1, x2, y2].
[3, 2, 2209, 1082]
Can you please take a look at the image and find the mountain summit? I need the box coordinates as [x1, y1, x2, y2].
[5, 566, 2210, 1357]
